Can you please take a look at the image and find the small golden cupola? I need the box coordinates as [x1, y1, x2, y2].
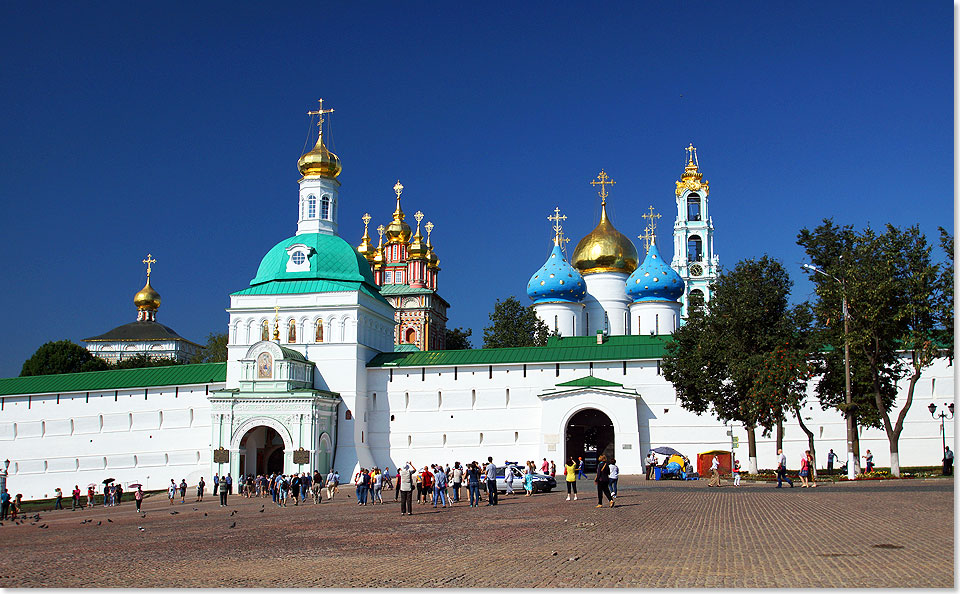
[297, 99, 342, 180]
[675, 143, 709, 198]
[407, 211, 428, 260]
[384, 180, 412, 244]
[373, 224, 386, 267]
[357, 213, 377, 262]
[425, 221, 440, 270]
[134, 254, 162, 321]
[571, 170, 639, 275]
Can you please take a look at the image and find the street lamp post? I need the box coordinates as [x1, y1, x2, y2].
[803, 262, 858, 480]
[928, 402, 954, 468]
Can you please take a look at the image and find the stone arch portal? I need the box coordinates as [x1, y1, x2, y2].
[565, 408, 615, 473]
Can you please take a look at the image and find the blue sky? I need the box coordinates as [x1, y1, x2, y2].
[0, 3, 952, 377]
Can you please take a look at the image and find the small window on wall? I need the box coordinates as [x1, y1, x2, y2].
[687, 193, 701, 221]
[385, 270, 393, 284]
[307, 196, 316, 218]
[321, 195, 330, 219]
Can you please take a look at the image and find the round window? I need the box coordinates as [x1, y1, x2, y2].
[292, 252, 306, 265]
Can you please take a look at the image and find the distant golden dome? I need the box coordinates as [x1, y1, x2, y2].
[427, 244, 439, 269]
[134, 280, 161, 311]
[297, 137, 341, 179]
[571, 203, 639, 274]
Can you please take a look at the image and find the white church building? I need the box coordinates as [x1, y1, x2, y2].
[0, 104, 953, 499]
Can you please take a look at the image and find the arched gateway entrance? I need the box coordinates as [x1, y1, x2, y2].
[239, 426, 286, 476]
[565, 409, 615, 472]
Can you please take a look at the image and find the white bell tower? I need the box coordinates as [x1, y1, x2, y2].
[671, 144, 718, 317]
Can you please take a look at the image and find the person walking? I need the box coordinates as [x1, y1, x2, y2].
[523, 466, 534, 496]
[943, 446, 954, 476]
[466, 462, 481, 507]
[732, 459, 742, 486]
[219, 475, 229, 506]
[776, 449, 794, 488]
[576, 457, 586, 480]
[863, 450, 874, 473]
[87, 485, 96, 508]
[394, 468, 402, 502]
[326, 470, 337, 501]
[433, 466, 448, 507]
[168, 479, 177, 505]
[798, 451, 811, 487]
[826, 449, 837, 473]
[72, 485, 82, 510]
[450, 463, 463, 503]
[564, 458, 578, 501]
[197, 477, 205, 502]
[549, 460, 556, 478]
[398, 462, 415, 516]
[504, 463, 516, 496]
[179, 479, 187, 503]
[708, 455, 721, 487]
[116, 483, 123, 506]
[212, 473, 219, 497]
[541, 458, 549, 474]
[135, 486, 144, 512]
[595, 455, 614, 507]
[54, 487, 63, 510]
[226, 473, 233, 495]
[803, 450, 817, 487]
[0, 489, 9, 521]
[608, 459, 619, 498]
[485, 457, 499, 506]
[290, 473, 301, 506]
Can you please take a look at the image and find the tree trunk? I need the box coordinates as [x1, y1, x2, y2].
[746, 424, 759, 474]
[795, 406, 817, 479]
[851, 418, 862, 475]
[870, 348, 923, 478]
[776, 418, 784, 452]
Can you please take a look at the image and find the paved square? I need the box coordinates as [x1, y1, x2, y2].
[0, 476, 952, 587]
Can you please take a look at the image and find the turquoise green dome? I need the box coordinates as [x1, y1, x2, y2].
[249, 233, 378, 286]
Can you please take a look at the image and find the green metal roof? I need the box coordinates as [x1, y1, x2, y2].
[556, 375, 624, 388]
[0, 363, 227, 397]
[379, 284, 435, 295]
[394, 343, 421, 352]
[367, 334, 670, 368]
[249, 233, 377, 286]
[231, 279, 389, 305]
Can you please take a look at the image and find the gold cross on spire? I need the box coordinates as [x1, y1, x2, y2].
[639, 205, 661, 251]
[547, 206, 567, 245]
[376, 224, 385, 247]
[307, 98, 335, 144]
[362, 213, 371, 231]
[590, 170, 615, 205]
[425, 221, 434, 239]
[414, 210, 424, 234]
[142, 254, 156, 280]
[558, 230, 571, 257]
[685, 143, 698, 167]
[394, 180, 404, 199]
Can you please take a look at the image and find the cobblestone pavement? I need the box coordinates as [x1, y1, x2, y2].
[0, 476, 951, 587]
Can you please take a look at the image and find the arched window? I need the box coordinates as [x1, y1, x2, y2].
[689, 289, 705, 313]
[687, 193, 701, 221]
[687, 235, 703, 262]
[288, 319, 296, 343]
[261, 320, 269, 341]
[315, 319, 324, 342]
[405, 327, 416, 344]
[321, 195, 330, 220]
[307, 195, 316, 218]
[554, 315, 558, 333]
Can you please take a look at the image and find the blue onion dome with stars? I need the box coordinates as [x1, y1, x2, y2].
[527, 243, 586, 303]
[626, 240, 685, 302]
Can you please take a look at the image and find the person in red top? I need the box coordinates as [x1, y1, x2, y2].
[420, 466, 434, 505]
[87, 485, 96, 508]
[71, 485, 82, 510]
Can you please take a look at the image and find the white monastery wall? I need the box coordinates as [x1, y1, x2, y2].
[0, 382, 223, 499]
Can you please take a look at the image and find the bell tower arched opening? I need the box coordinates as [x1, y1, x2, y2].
[565, 408, 615, 472]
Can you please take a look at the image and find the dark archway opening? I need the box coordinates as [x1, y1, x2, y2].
[565, 409, 615, 472]
[239, 426, 285, 476]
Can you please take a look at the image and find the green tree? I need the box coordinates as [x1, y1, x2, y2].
[799, 221, 944, 476]
[444, 327, 473, 350]
[191, 332, 229, 363]
[111, 354, 183, 369]
[662, 256, 800, 473]
[20, 340, 108, 376]
[937, 227, 953, 355]
[482, 296, 550, 348]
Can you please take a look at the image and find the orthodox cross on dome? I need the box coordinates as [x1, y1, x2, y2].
[590, 170, 615, 205]
[362, 213, 371, 232]
[424, 221, 434, 240]
[307, 98, 335, 144]
[558, 230, 571, 257]
[639, 206, 661, 251]
[547, 206, 567, 245]
[394, 180, 404, 199]
[142, 254, 156, 281]
[685, 143, 699, 168]
[377, 224, 385, 239]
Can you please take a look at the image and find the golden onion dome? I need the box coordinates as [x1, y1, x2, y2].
[385, 199, 412, 244]
[357, 214, 376, 262]
[571, 202, 639, 274]
[134, 279, 161, 311]
[408, 231, 427, 259]
[297, 136, 341, 179]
